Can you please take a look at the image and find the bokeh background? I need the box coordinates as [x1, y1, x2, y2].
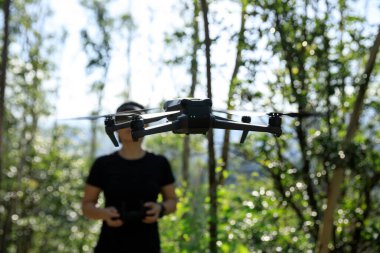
[0, 0, 379, 252]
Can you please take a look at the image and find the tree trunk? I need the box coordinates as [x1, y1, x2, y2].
[80, 1, 112, 160]
[219, 0, 247, 185]
[182, 0, 200, 184]
[0, 111, 37, 252]
[125, 0, 133, 99]
[316, 26, 380, 253]
[0, 1, 11, 249]
[200, 0, 217, 252]
[0, 200, 14, 253]
[274, 10, 320, 238]
[0, 0, 11, 186]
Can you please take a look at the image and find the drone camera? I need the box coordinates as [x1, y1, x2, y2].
[173, 98, 212, 134]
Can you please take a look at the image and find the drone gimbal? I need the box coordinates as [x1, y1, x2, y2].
[104, 98, 283, 147]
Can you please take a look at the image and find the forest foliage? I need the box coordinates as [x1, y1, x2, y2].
[0, 0, 379, 252]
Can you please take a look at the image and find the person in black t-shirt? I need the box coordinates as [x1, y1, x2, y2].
[81, 101, 177, 253]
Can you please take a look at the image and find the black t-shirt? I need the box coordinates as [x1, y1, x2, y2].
[86, 151, 175, 253]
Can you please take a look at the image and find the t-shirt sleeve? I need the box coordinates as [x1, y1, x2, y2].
[160, 156, 175, 187]
[86, 158, 105, 189]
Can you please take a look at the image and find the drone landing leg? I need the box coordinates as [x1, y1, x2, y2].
[240, 116, 251, 143]
[105, 117, 119, 147]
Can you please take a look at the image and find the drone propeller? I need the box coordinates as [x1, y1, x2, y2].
[62, 108, 160, 121]
[214, 109, 322, 118]
[63, 114, 114, 121]
[115, 107, 160, 116]
[267, 112, 323, 118]
[139, 110, 181, 124]
[213, 109, 266, 117]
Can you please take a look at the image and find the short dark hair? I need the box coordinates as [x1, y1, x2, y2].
[115, 101, 145, 125]
[116, 101, 145, 113]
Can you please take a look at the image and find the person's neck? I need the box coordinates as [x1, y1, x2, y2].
[118, 144, 146, 160]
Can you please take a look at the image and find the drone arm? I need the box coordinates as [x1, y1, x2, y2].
[214, 115, 251, 143]
[131, 120, 181, 140]
[212, 117, 282, 139]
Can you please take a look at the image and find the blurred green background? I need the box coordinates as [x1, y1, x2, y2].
[0, 0, 379, 252]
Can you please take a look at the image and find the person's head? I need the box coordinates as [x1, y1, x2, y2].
[116, 101, 145, 114]
[115, 101, 145, 145]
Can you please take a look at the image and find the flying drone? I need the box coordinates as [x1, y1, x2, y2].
[71, 98, 319, 147]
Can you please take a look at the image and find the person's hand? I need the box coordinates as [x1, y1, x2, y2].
[142, 202, 161, 224]
[101, 207, 123, 227]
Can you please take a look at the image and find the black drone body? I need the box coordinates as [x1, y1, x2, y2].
[104, 98, 283, 147]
